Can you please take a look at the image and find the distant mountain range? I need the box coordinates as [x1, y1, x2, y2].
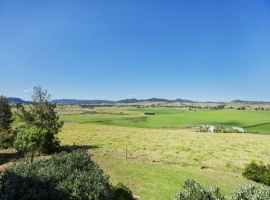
[50, 99, 114, 104]
[230, 99, 270, 104]
[6, 97, 270, 104]
[115, 98, 194, 104]
[51, 98, 194, 104]
[6, 97, 31, 104]
[6, 97, 195, 104]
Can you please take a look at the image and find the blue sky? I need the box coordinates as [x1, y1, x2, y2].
[1, 0, 270, 102]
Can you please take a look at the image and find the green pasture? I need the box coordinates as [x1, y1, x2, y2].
[58, 123, 270, 199]
[3, 106, 270, 199]
[58, 107, 270, 134]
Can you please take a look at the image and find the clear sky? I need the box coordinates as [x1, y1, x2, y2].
[1, 0, 270, 102]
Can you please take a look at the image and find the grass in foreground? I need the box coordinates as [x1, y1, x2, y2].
[58, 123, 269, 199]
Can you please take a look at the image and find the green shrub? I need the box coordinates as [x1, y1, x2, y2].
[173, 178, 226, 200]
[234, 183, 270, 200]
[199, 128, 209, 132]
[173, 178, 270, 200]
[0, 128, 16, 149]
[242, 161, 270, 186]
[0, 150, 115, 199]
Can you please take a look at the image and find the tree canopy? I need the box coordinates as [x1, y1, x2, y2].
[0, 95, 13, 132]
[14, 126, 48, 163]
[18, 86, 63, 153]
[0, 95, 14, 148]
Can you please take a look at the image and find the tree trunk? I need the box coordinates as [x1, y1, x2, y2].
[30, 152, 34, 164]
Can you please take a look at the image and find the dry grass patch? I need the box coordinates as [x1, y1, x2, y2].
[59, 124, 270, 173]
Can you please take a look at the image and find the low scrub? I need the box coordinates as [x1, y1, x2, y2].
[173, 178, 270, 200]
[0, 150, 133, 200]
[242, 160, 270, 186]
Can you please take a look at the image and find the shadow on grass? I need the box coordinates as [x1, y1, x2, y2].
[213, 121, 243, 127]
[0, 145, 99, 167]
[0, 150, 23, 166]
[1, 172, 70, 199]
[56, 144, 100, 153]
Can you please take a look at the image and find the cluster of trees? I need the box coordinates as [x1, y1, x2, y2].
[237, 106, 246, 110]
[79, 104, 94, 109]
[255, 107, 269, 111]
[0, 87, 136, 199]
[0, 86, 63, 162]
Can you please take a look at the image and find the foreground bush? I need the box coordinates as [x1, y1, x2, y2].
[173, 178, 226, 200]
[242, 161, 270, 186]
[0, 150, 132, 200]
[234, 183, 270, 200]
[173, 178, 270, 200]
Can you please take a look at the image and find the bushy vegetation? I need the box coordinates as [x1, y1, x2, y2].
[0, 150, 133, 200]
[214, 129, 242, 133]
[233, 183, 270, 200]
[173, 178, 225, 200]
[18, 86, 63, 153]
[242, 161, 270, 186]
[173, 178, 270, 200]
[0, 96, 13, 132]
[0, 129, 16, 149]
[0, 96, 15, 148]
[1, 86, 63, 155]
[14, 126, 50, 163]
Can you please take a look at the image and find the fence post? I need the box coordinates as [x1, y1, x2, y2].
[126, 149, 128, 159]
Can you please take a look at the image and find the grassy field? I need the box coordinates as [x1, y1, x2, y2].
[3, 106, 270, 199]
[58, 121, 270, 199]
[58, 106, 270, 134]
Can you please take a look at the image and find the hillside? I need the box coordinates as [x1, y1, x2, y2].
[230, 99, 270, 104]
[6, 97, 31, 104]
[50, 99, 114, 104]
[6, 97, 270, 105]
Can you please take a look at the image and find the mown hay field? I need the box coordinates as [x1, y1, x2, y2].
[59, 121, 270, 199]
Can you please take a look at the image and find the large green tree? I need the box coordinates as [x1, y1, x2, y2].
[14, 126, 48, 163]
[18, 86, 63, 153]
[0, 95, 13, 132]
[0, 95, 14, 148]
